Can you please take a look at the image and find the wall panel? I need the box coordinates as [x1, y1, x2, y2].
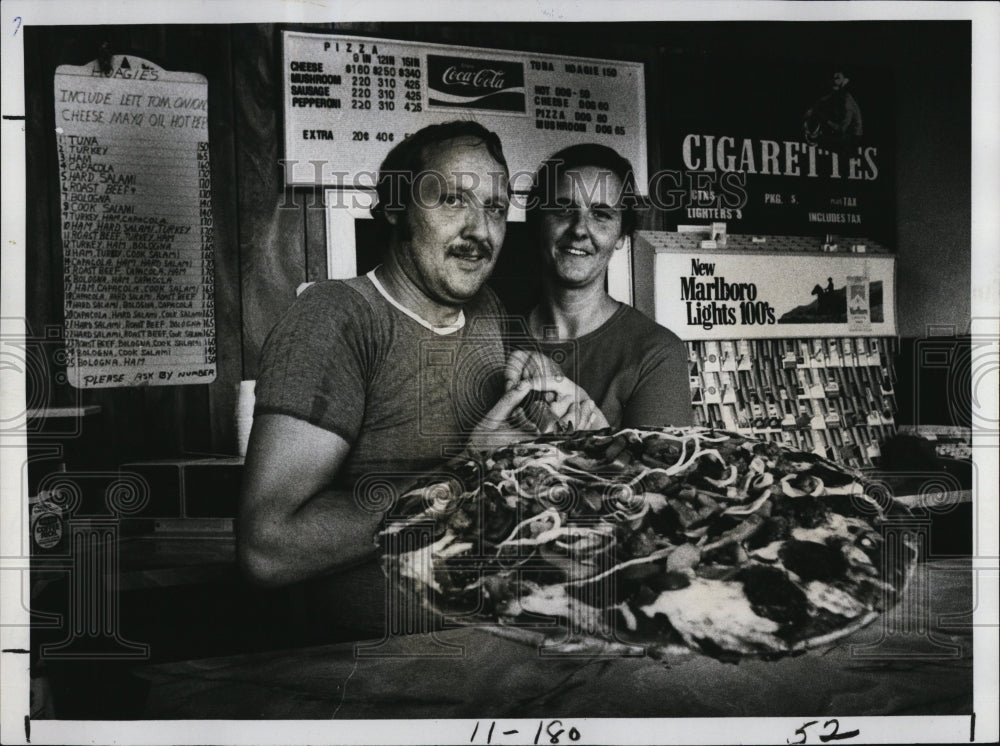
[233, 24, 308, 379]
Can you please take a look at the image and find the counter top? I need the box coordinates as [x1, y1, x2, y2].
[134, 558, 973, 719]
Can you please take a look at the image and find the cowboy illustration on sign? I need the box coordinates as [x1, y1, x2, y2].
[777, 276, 883, 325]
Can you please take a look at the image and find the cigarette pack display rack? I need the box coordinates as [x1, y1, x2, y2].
[685, 337, 897, 468]
[637, 228, 899, 469]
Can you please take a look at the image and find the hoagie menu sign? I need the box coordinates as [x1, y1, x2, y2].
[55, 56, 216, 388]
[282, 32, 647, 191]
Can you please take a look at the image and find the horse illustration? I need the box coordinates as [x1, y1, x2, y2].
[811, 283, 839, 316]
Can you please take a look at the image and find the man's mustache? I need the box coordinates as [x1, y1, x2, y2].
[448, 242, 493, 260]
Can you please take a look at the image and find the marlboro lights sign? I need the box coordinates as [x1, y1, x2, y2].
[652, 244, 897, 340]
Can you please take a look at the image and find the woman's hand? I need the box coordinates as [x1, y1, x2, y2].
[503, 350, 610, 434]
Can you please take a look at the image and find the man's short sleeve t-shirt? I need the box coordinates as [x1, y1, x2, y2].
[254, 276, 508, 488]
[252, 276, 507, 635]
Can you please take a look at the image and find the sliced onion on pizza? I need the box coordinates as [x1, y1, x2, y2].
[377, 428, 916, 660]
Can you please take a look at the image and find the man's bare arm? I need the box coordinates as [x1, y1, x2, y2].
[238, 384, 539, 586]
[238, 414, 383, 586]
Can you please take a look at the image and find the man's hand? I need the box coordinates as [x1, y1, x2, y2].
[504, 349, 564, 392]
[466, 379, 540, 452]
[503, 350, 610, 434]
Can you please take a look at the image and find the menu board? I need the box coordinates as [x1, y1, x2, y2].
[55, 55, 216, 388]
[653, 247, 897, 341]
[283, 32, 647, 192]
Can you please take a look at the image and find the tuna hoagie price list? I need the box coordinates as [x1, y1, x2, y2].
[55, 56, 216, 388]
[283, 32, 647, 191]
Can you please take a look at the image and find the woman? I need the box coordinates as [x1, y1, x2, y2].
[508, 144, 692, 430]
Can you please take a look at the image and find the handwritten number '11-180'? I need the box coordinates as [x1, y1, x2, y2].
[470, 721, 581, 744]
[788, 719, 860, 744]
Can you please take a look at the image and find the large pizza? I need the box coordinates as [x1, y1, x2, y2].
[377, 428, 915, 660]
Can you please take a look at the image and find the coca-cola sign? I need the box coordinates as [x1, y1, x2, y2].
[442, 66, 506, 89]
[427, 55, 525, 113]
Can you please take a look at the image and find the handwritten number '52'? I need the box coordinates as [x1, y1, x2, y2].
[788, 719, 860, 744]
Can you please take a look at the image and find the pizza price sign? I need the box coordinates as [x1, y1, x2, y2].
[282, 31, 646, 191]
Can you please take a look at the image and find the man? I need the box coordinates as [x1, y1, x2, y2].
[239, 121, 542, 633]
[804, 70, 863, 148]
[508, 144, 692, 429]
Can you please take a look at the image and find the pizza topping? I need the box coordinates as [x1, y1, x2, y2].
[693, 488, 720, 509]
[806, 463, 859, 488]
[665, 542, 701, 572]
[496, 508, 558, 549]
[722, 487, 774, 517]
[749, 540, 783, 562]
[785, 512, 836, 543]
[647, 570, 692, 591]
[563, 454, 604, 472]
[700, 514, 765, 553]
[626, 526, 658, 557]
[637, 469, 676, 493]
[640, 451, 675, 470]
[702, 463, 739, 489]
[666, 497, 702, 528]
[841, 540, 878, 571]
[379, 426, 914, 661]
[617, 601, 639, 631]
[780, 473, 825, 497]
[621, 561, 666, 584]
[746, 516, 791, 549]
[641, 491, 670, 513]
[640, 576, 786, 653]
[564, 544, 676, 587]
[779, 539, 849, 582]
[448, 508, 473, 532]
[789, 494, 832, 527]
[747, 471, 775, 492]
[803, 581, 869, 618]
[739, 565, 812, 627]
[682, 525, 711, 540]
[776, 450, 822, 472]
[396, 532, 471, 594]
[694, 563, 741, 581]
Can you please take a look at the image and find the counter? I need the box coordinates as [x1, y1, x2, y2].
[134, 557, 972, 719]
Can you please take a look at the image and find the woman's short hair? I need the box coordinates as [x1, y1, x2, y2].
[526, 143, 643, 237]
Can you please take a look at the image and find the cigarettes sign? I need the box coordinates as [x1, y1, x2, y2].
[660, 56, 895, 246]
[282, 32, 647, 191]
